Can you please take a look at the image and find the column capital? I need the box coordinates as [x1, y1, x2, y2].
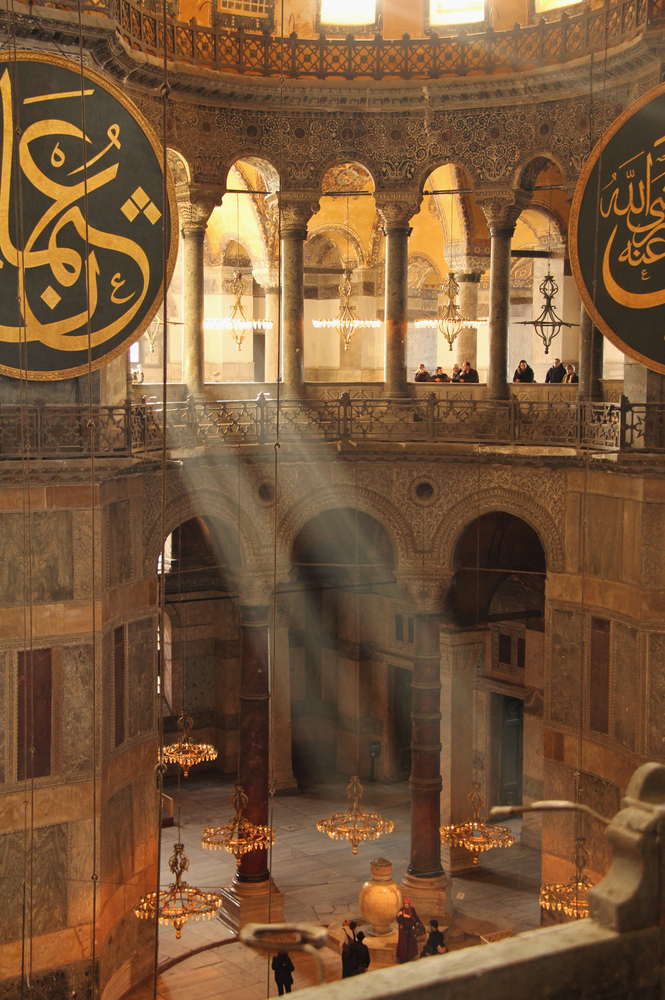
[237, 568, 274, 607]
[476, 188, 532, 233]
[394, 569, 453, 613]
[177, 184, 222, 232]
[253, 263, 280, 291]
[449, 255, 489, 277]
[375, 193, 422, 230]
[279, 195, 320, 235]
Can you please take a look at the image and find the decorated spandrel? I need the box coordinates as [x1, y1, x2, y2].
[570, 82, 665, 373]
[0, 53, 177, 380]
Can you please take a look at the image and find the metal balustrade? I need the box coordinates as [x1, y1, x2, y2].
[0, 395, 638, 457]
[20, 0, 655, 79]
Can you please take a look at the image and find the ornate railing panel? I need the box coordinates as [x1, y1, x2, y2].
[112, 0, 649, 80]
[0, 397, 635, 458]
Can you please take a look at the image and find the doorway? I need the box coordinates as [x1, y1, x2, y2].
[490, 693, 523, 806]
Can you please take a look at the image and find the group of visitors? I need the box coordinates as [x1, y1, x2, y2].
[415, 358, 578, 385]
[513, 358, 578, 383]
[414, 361, 479, 383]
[339, 898, 447, 980]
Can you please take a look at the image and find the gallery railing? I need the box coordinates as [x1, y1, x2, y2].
[108, 0, 649, 80]
[0, 395, 638, 458]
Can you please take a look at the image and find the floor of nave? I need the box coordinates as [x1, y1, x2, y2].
[126, 775, 542, 1000]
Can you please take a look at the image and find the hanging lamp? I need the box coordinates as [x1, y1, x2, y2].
[204, 193, 273, 349]
[540, 837, 593, 920]
[201, 784, 275, 863]
[312, 195, 380, 351]
[317, 775, 394, 855]
[415, 272, 484, 351]
[162, 710, 218, 777]
[440, 782, 513, 864]
[134, 841, 222, 938]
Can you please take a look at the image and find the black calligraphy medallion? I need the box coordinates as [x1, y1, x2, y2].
[0, 52, 177, 380]
[570, 82, 665, 373]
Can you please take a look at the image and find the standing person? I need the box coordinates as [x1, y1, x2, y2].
[431, 366, 449, 382]
[341, 920, 358, 978]
[396, 896, 422, 964]
[513, 359, 535, 382]
[272, 952, 295, 995]
[355, 932, 371, 973]
[421, 920, 447, 957]
[414, 363, 430, 382]
[458, 360, 479, 383]
[545, 358, 565, 383]
[563, 364, 579, 384]
[451, 363, 461, 382]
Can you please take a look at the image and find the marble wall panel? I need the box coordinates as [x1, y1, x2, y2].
[102, 783, 133, 888]
[613, 622, 638, 751]
[641, 504, 665, 589]
[579, 770, 620, 876]
[549, 608, 583, 728]
[587, 495, 623, 582]
[72, 508, 102, 601]
[108, 500, 132, 588]
[647, 632, 665, 758]
[0, 511, 73, 605]
[127, 618, 155, 739]
[0, 830, 24, 944]
[61, 644, 93, 775]
[0, 825, 70, 944]
[102, 630, 113, 760]
[0, 651, 5, 783]
[185, 654, 215, 713]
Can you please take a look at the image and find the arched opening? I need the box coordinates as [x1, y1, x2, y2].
[450, 510, 546, 858]
[289, 508, 396, 785]
[162, 515, 242, 775]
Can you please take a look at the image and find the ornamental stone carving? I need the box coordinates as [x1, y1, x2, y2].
[280, 197, 320, 235]
[394, 568, 453, 613]
[476, 189, 533, 233]
[375, 194, 422, 230]
[176, 185, 222, 231]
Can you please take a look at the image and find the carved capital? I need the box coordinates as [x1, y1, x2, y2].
[237, 568, 274, 607]
[375, 193, 422, 230]
[394, 568, 453, 613]
[176, 184, 222, 231]
[449, 254, 490, 275]
[280, 195, 320, 235]
[253, 263, 280, 290]
[476, 188, 532, 233]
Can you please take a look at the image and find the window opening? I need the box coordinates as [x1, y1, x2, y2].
[321, 0, 376, 24]
[429, 0, 484, 26]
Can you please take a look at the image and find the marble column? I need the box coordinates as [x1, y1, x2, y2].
[439, 629, 486, 873]
[280, 198, 319, 398]
[177, 188, 220, 395]
[479, 193, 530, 400]
[578, 304, 605, 401]
[219, 578, 284, 931]
[450, 263, 485, 370]
[254, 265, 280, 384]
[376, 196, 421, 397]
[398, 572, 449, 919]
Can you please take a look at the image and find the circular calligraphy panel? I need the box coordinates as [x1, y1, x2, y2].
[0, 52, 177, 379]
[570, 81, 665, 373]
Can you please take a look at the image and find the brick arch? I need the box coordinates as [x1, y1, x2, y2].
[435, 488, 564, 575]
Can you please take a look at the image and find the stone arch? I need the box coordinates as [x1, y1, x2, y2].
[435, 488, 564, 575]
[220, 149, 282, 191]
[513, 151, 569, 190]
[277, 485, 414, 569]
[143, 485, 257, 577]
[315, 158, 377, 196]
[306, 224, 366, 268]
[414, 157, 482, 200]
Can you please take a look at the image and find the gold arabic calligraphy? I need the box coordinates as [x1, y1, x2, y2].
[600, 135, 665, 308]
[0, 69, 152, 350]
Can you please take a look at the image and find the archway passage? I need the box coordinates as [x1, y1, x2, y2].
[289, 508, 396, 785]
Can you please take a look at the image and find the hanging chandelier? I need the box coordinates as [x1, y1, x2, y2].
[204, 269, 273, 350]
[517, 272, 578, 355]
[201, 784, 275, 863]
[144, 317, 184, 353]
[440, 783, 513, 864]
[415, 273, 484, 351]
[317, 775, 394, 855]
[540, 837, 593, 920]
[312, 268, 381, 352]
[161, 711, 218, 778]
[134, 841, 222, 939]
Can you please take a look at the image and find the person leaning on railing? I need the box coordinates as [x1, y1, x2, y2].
[457, 361, 479, 383]
[563, 364, 579, 384]
[414, 363, 430, 382]
[513, 359, 535, 382]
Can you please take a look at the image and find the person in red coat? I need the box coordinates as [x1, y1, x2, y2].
[396, 896, 421, 963]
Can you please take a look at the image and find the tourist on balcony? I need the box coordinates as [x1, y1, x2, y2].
[458, 361, 479, 383]
[563, 364, 579, 384]
[513, 359, 535, 383]
[431, 366, 449, 382]
[415, 363, 430, 382]
[545, 358, 565, 383]
[451, 363, 461, 382]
